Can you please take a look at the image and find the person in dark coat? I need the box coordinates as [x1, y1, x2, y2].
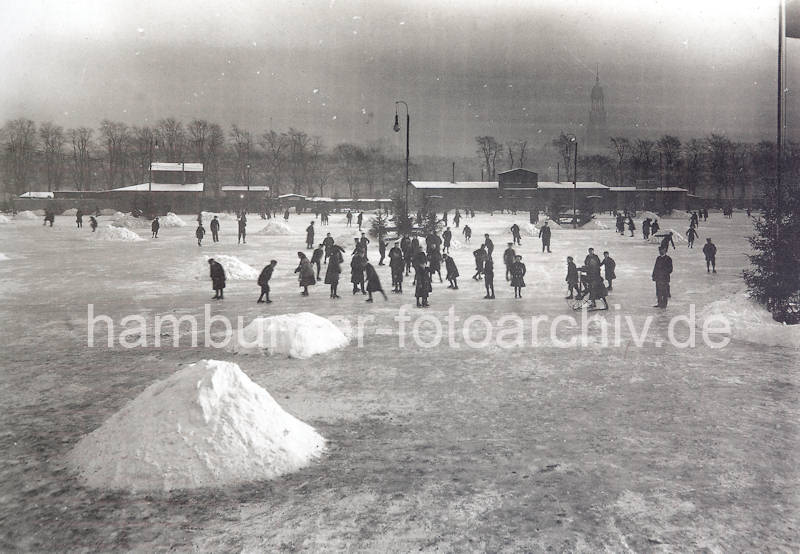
[311, 243, 324, 280]
[400, 235, 413, 275]
[483, 234, 494, 257]
[652, 246, 673, 308]
[703, 238, 717, 273]
[484, 258, 495, 299]
[627, 216, 636, 237]
[196, 223, 206, 246]
[295, 252, 316, 296]
[600, 251, 616, 291]
[510, 255, 526, 298]
[364, 262, 387, 302]
[443, 253, 459, 289]
[237, 215, 247, 244]
[89, 216, 98, 232]
[453, 210, 461, 227]
[284, 208, 290, 220]
[325, 244, 343, 298]
[510, 223, 521, 246]
[472, 245, 487, 280]
[76, 209, 83, 228]
[463, 224, 472, 243]
[359, 232, 370, 257]
[357, 211, 363, 230]
[208, 258, 226, 299]
[565, 256, 579, 299]
[686, 226, 699, 248]
[389, 241, 405, 293]
[306, 221, 315, 249]
[442, 227, 452, 253]
[257, 260, 277, 303]
[616, 213, 625, 234]
[346, 210, 353, 227]
[427, 247, 443, 283]
[210, 216, 220, 242]
[151, 216, 160, 238]
[322, 233, 335, 263]
[588, 269, 609, 310]
[643, 218, 651, 240]
[503, 243, 516, 281]
[378, 238, 388, 265]
[414, 261, 432, 307]
[350, 252, 366, 294]
[656, 231, 676, 251]
[538, 222, 552, 253]
[650, 219, 660, 235]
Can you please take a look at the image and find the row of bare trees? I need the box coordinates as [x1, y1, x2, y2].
[1, 118, 405, 198]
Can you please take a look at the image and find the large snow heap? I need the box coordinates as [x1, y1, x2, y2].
[90, 224, 145, 242]
[257, 219, 293, 235]
[67, 360, 326, 492]
[231, 312, 350, 358]
[699, 293, 800, 349]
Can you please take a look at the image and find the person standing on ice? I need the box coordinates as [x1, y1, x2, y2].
[295, 252, 316, 296]
[510, 255, 526, 298]
[357, 211, 364, 231]
[237, 214, 247, 244]
[311, 243, 324, 280]
[538, 221, 552, 253]
[463, 224, 472, 243]
[305, 221, 315, 249]
[359, 232, 370, 258]
[642, 218, 651, 240]
[322, 233, 335, 263]
[208, 258, 226, 300]
[686, 226, 699, 248]
[76, 209, 83, 228]
[565, 256, 579, 299]
[600, 251, 616, 291]
[510, 223, 522, 246]
[89, 216, 98, 232]
[443, 253, 459, 289]
[427, 246, 443, 283]
[389, 241, 405, 293]
[650, 219, 660, 235]
[415, 260, 432, 308]
[350, 251, 366, 295]
[442, 227, 452, 253]
[210, 216, 220, 242]
[364, 262, 387, 302]
[346, 210, 353, 227]
[325, 244, 343, 298]
[453, 210, 461, 227]
[651, 246, 673, 308]
[256, 260, 277, 303]
[627, 216, 636, 237]
[378, 237, 388, 265]
[283, 208, 290, 221]
[472, 244, 487, 280]
[151, 216, 160, 238]
[483, 257, 495, 299]
[503, 243, 516, 281]
[703, 238, 717, 273]
[484, 234, 495, 257]
[195, 222, 205, 246]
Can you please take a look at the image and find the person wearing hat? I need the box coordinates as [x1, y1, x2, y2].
[151, 216, 160, 238]
[295, 252, 316, 296]
[503, 242, 516, 281]
[538, 221, 552, 253]
[510, 254, 526, 298]
[443, 253, 459, 290]
[442, 226, 452, 253]
[483, 233, 494, 257]
[208, 258, 226, 299]
[483, 257, 495, 299]
[257, 260, 277, 303]
[306, 220, 315, 249]
[322, 232, 335, 263]
[196, 222, 206, 246]
[389, 241, 405, 293]
[651, 246, 673, 308]
[510, 223, 521, 246]
[703, 238, 717, 273]
[311, 243, 324, 280]
[237, 213, 247, 244]
[210, 215, 220, 242]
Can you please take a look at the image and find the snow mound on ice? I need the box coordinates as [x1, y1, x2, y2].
[230, 313, 350, 358]
[100, 209, 117, 216]
[62, 208, 78, 216]
[0, 253, 8, 261]
[67, 359, 325, 492]
[257, 219, 293, 235]
[201, 211, 237, 221]
[698, 294, 800, 349]
[161, 212, 187, 227]
[583, 218, 609, 230]
[0, 215, 11, 224]
[182, 255, 259, 280]
[648, 229, 686, 244]
[448, 238, 464, 250]
[15, 210, 38, 220]
[111, 213, 151, 229]
[524, 223, 539, 237]
[91, 224, 145, 242]
[33, 209, 46, 216]
[641, 211, 658, 221]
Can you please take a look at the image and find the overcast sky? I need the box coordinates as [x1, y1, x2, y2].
[0, 0, 794, 156]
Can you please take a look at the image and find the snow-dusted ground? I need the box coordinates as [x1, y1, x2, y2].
[0, 210, 797, 551]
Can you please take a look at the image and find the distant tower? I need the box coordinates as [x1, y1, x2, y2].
[586, 66, 609, 152]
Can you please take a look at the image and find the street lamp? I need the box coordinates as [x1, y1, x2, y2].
[566, 134, 578, 228]
[393, 101, 410, 216]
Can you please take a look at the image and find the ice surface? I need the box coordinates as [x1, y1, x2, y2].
[230, 312, 351, 358]
[67, 359, 325, 491]
[0, 253, 8, 261]
[14, 211, 38, 220]
[0, 215, 10, 223]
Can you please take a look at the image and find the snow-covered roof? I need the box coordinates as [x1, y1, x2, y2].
[537, 181, 608, 190]
[19, 191, 54, 198]
[221, 185, 270, 192]
[608, 186, 688, 192]
[108, 183, 205, 192]
[150, 162, 203, 172]
[410, 181, 499, 190]
[608, 186, 637, 191]
[278, 193, 307, 199]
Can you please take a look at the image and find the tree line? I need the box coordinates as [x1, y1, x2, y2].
[0, 118, 406, 199]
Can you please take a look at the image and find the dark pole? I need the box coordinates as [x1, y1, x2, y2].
[394, 101, 410, 217]
[148, 139, 153, 193]
[572, 139, 578, 228]
[777, 0, 783, 239]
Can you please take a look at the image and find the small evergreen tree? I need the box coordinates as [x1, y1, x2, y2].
[368, 208, 389, 240]
[390, 192, 414, 235]
[420, 210, 443, 236]
[743, 183, 800, 323]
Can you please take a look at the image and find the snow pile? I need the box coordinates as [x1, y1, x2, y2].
[699, 294, 800, 349]
[62, 208, 78, 216]
[161, 212, 187, 227]
[201, 211, 237, 221]
[15, 210, 38, 220]
[648, 229, 686, 244]
[583, 218, 609, 230]
[100, 209, 117, 216]
[182, 255, 259, 280]
[257, 219, 293, 235]
[0, 215, 11, 224]
[447, 238, 464, 250]
[230, 313, 350, 358]
[641, 211, 658, 221]
[33, 209, 45, 216]
[524, 223, 539, 237]
[0, 253, 9, 261]
[111, 213, 151, 229]
[90, 224, 145, 242]
[67, 360, 325, 492]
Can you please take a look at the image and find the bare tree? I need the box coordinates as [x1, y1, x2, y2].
[156, 118, 185, 162]
[130, 126, 155, 185]
[682, 138, 703, 194]
[1, 118, 37, 194]
[288, 128, 311, 194]
[475, 136, 500, 180]
[551, 133, 573, 181]
[609, 137, 630, 185]
[632, 138, 655, 182]
[69, 127, 93, 191]
[39, 122, 65, 192]
[259, 129, 289, 195]
[705, 133, 734, 201]
[657, 134, 681, 189]
[205, 123, 225, 194]
[229, 125, 253, 187]
[308, 136, 328, 197]
[333, 143, 365, 198]
[506, 139, 529, 170]
[99, 120, 130, 188]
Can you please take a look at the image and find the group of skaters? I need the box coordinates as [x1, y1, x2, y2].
[192, 211, 247, 245]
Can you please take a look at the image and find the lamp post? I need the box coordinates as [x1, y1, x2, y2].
[393, 101, 410, 216]
[148, 137, 159, 193]
[566, 134, 578, 228]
